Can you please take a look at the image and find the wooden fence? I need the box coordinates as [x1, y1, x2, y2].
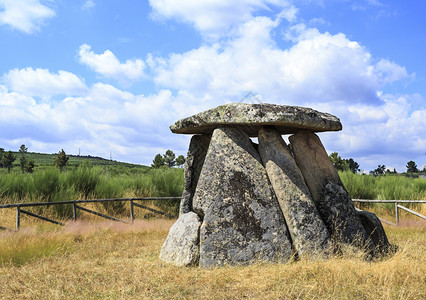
[0, 198, 424, 231]
[352, 199, 426, 226]
[0, 197, 181, 231]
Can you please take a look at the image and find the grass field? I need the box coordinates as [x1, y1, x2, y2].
[0, 216, 424, 299]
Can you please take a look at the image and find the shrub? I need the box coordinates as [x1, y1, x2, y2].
[94, 176, 126, 215]
[66, 166, 100, 198]
[33, 168, 61, 202]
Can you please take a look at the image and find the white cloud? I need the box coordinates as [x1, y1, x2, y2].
[0, 0, 55, 34]
[375, 59, 411, 84]
[315, 94, 426, 172]
[2, 68, 88, 98]
[0, 82, 187, 164]
[82, 0, 95, 11]
[147, 16, 424, 171]
[151, 19, 410, 107]
[149, 0, 297, 39]
[78, 44, 146, 83]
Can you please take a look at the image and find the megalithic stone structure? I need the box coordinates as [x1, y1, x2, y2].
[159, 103, 393, 267]
[288, 131, 370, 248]
[258, 126, 331, 257]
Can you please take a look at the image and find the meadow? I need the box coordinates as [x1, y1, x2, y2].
[0, 218, 424, 299]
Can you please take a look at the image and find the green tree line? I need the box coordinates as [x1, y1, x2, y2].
[328, 152, 425, 175]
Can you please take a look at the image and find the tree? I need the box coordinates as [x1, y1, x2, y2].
[3, 151, 16, 173]
[329, 152, 347, 172]
[372, 165, 386, 176]
[163, 150, 176, 167]
[19, 144, 28, 174]
[406, 160, 418, 173]
[151, 154, 165, 168]
[175, 155, 186, 168]
[0, 148, 4, 168]
[26, 159, 35, 173]
[54, 149, 69, 172]
[345, 158, 360, 174]
[151, 150, 185, 168]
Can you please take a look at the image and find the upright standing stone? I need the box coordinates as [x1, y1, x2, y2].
[180, 134, 211, 214]
[258, 126, 331, 257]
[193, 126, 292, 267]
[159, 212, 202, 267]
[289, 131, 369, 248]
[356, 210, 395, 256]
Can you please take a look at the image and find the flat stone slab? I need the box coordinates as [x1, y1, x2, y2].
[170, 103, 342, 136]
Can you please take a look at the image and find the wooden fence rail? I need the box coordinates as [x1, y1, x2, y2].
[352, 199, 426, 225]
[0, 198, 424, 231]
[0, 197, 181, 231]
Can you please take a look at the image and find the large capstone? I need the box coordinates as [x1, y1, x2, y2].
[289, 131, 370, 249]
[159, 212, 201, 267]
[170, 103, 342, 136]
[258, 126, 331, 257]
[179, 134, 211, 214]
[193, 126, 292, 267]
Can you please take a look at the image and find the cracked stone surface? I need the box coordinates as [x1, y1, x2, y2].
[193, 126, 292, 267]
[170, 103, 342, 136]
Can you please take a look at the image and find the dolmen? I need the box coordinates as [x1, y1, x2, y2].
[160, 103, 393, 267]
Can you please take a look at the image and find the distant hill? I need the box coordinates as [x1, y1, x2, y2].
[6, 151, 149, 169]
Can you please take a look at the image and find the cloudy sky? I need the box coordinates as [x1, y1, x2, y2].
[0, 0, 425, 172]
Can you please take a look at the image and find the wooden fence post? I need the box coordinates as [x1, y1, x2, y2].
[395, 201, 399, 225]
[130, 200, 134, 223]
[16, 206, 21, 231]
[73, 202, 77, 222]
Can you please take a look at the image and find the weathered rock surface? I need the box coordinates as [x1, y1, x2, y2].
[356, 209, 395, 255]
[170, 103, 342, 136]
[289, 131, 369, 247]
[159, 212, 201, 267]
[258, 126, 331, 257]
[193, 126, 292, 267]
[179, 134, 211, 215]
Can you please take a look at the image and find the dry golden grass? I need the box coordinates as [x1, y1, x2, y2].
[0, 214, 425, 300]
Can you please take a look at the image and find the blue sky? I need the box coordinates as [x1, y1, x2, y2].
[0, 0, 425, 172]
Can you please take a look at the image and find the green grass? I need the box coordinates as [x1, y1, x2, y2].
[340, 171, 426, 212]
[0, 233, 72, 266]
[0, 165, 184, 218]
[340, 171, 426, 201]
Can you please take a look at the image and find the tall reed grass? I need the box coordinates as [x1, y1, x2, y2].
[340, 171, 426, 211]
[0, 166, 184, 218]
